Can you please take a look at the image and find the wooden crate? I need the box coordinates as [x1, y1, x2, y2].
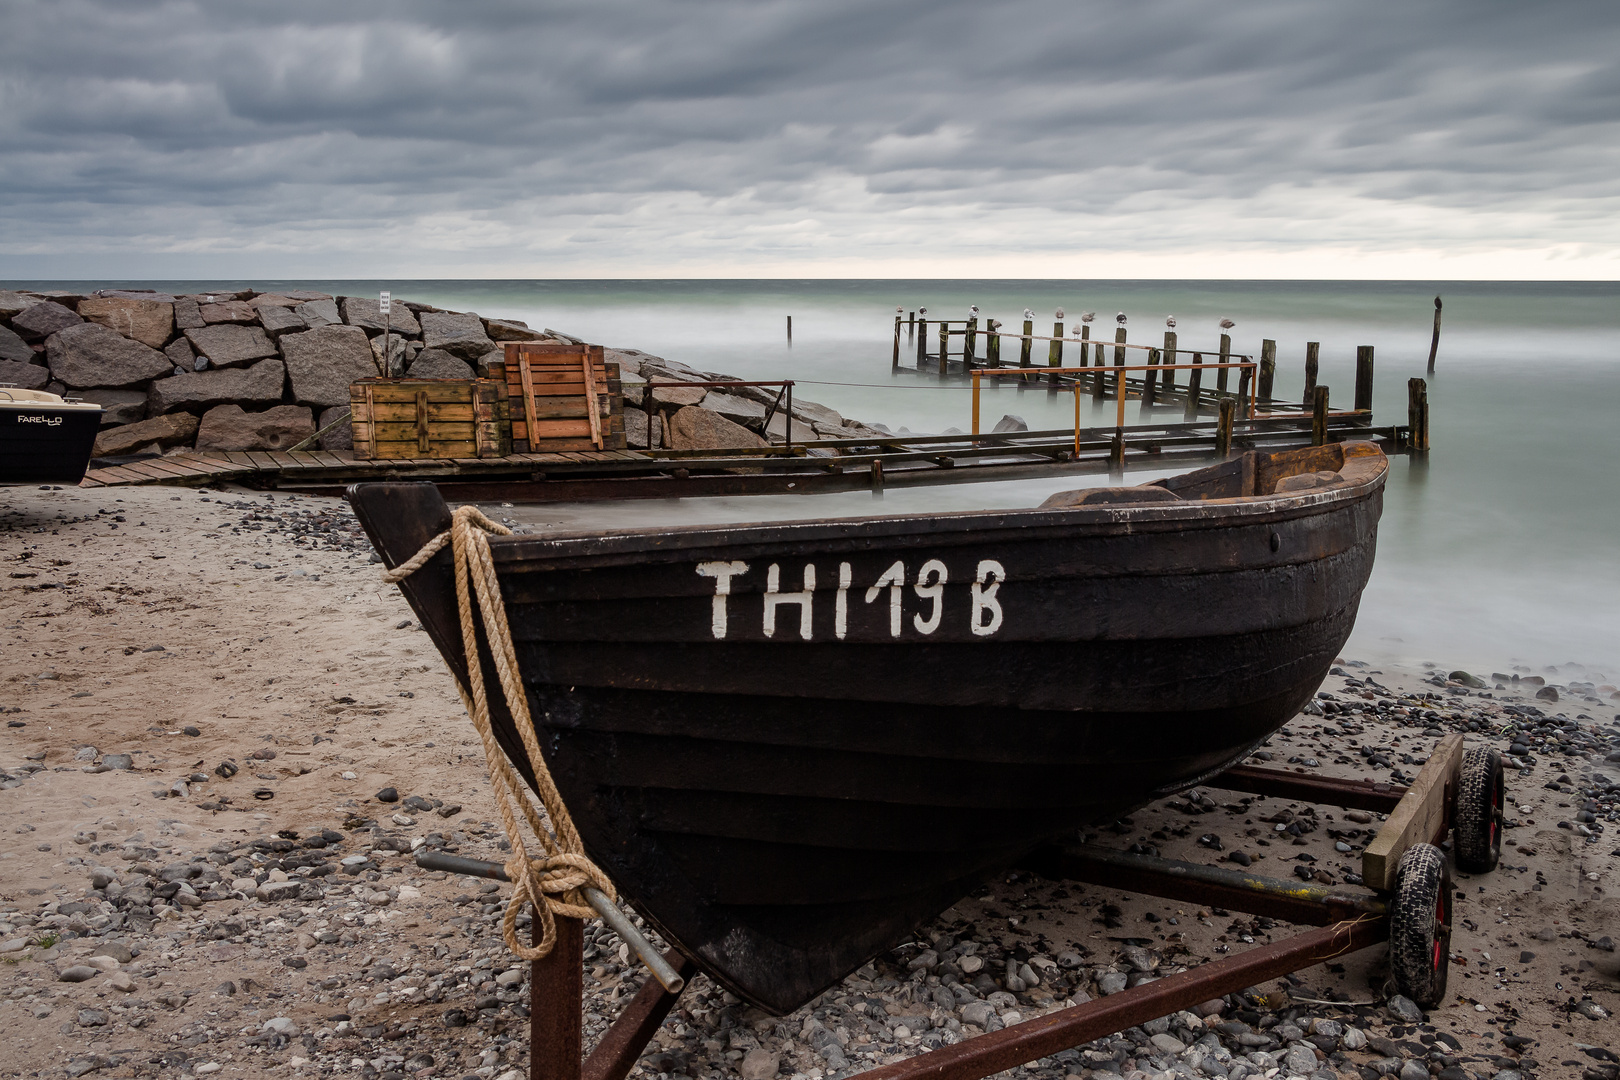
[349, 378, 511, 460]
[500, 343, 625, 453]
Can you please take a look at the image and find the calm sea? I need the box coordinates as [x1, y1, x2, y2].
[16, 278, 1620, 680]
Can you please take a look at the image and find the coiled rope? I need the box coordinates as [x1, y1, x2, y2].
[381, 505, 616, 960]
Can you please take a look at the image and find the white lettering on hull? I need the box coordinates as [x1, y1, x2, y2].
[698, 557, 1007, 640]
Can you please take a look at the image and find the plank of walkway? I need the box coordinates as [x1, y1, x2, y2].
[222, 452, 260, 467]
[113, 461, 180, 483]
[174, 456, 251, 477]
[245, 452, 282, 471]
[136, 458, 207, 480]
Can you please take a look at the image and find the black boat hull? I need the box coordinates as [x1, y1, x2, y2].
[0, 402, 101, 484]
[350, 443, 1385, 1013]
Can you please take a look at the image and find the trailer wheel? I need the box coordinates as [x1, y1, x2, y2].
[1453, 747, 1504, 873]
[1389, 843, 1451, 1009]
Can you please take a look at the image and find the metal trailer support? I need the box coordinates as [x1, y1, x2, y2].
[420, 744, 1477, 1080]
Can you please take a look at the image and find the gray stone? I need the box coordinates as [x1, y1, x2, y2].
[474, 348, 504, 377]
[1384, 995, 1423, 1023]
[57, 965, 99, 982]
[0, 290, 43, 318]
[622, 408, 662, 449]
[94, 290, 178, 303]
[101, 753, 133, 770]
[1097, 971, 1129, 995]
[1284, 1046, 1317, 1075]
[46, 322, 171, 388]
[196, 404, 314, 452]
[484, 318, 547, 341]
[739, 1049, 780, 1080]
[199, 300, 257, 324]
[1340, 1027, 1366, 1051]
[369, 333, 413, 376]
[1121, 945, 1158, 972]
[0, 322, 33, 363]
[317, 406, 352, 452]
[281, 324, 379, 407]
[992, 414, 1029, 433]
[164, 338, 195, 369]
[342, 296, 420, 335]
[92, 413, 199, 457]
[256, 880, 303, 902]
[700, 390, 767, 426]
[406, 349, 474, 380]
[147, 358, 285, 414]
[12, 301, 83, 341]
[1151, 1033, 1187, 1055]
[184, 324, 277, 368]
[1397, 1061, 1428, 1080]
[89, 866, 119, 889]
[295, 298, 340, 327]
[0, 358, 50, 390]
[76, 1007, 109, 1027]
[764, 412, 815, 443]
[668, 406, 768, 450]
[78, 389, 147, 426]
[258, 305, 306, 337]
[262, 1016, 300, 1036]
[77, 297, 174, 349]
[1309, 1019, 1342, 1042]
[420, 311, 495, 360]
[172, 297, 205, 329]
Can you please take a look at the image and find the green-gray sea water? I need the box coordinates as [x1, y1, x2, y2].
[15, 279, 1619, 679]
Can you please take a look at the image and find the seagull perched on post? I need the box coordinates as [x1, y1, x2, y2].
[1080, 312, 1095, 324]
[1116, 312, 1127, 327]
[969, 305, 979, 317]
[1166, 316, 1177, 329]
[1219, 318, 1235, 332]
[989, 319, 1002, 331]
[918, 307, 927, 316]
[1023, 308, 1035, 321]
[1055, 308, 1065, 320]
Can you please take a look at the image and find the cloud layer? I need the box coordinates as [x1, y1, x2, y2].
[3, 0, 1618, 277]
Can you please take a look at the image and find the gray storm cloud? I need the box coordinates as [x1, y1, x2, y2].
[1, 0, 1617, 276]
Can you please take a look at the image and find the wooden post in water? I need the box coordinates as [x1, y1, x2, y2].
[1311, 385, 1330, 446]
[908, 310, 916, 339]
[871, 457, 884, 496]
[1078, 324, 1091, 392]
[1216, 333, 1232, 394]
[987, 321, 1001, 367]
[1427, 296, 1442, 374]
[1019, 316, 1033, 368]
[787, 315, 792, 342]
[1237, 364, 1252, 420]
[892, 312, 902, 372]
[938, 322, 949, 381]
[1303, 342, 1319, 404]
[1161, 330, 1177, 394]
[1216, 397, 1236, 457]
[965, 312, 978, 367]
[1258, 339, 1276, 403]
[1113, 325, 1127, 402]
[1354, 345, 1375, 413]
[1407, 377, 1430, 451]
[1141, 347, 1161, 414]
[1048, 311, 1064, 389]
[916, 312, 928, 366]
[1183, 353, 1204, 421]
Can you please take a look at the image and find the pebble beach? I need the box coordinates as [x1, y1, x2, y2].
[2, 477, 1617, 1080]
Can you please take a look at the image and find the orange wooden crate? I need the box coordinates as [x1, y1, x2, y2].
[500, 343, 625, 452]
[349, 377, 511, 460]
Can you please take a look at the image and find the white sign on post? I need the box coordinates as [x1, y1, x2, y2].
[379, 290, 391, 315]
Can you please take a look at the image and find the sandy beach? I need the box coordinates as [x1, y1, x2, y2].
[1, 481, 1616, 1080]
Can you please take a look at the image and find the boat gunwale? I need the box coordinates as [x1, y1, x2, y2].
[486, 448, 1387, 570]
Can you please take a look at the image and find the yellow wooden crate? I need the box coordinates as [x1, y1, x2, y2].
[349, 378, 511, 460]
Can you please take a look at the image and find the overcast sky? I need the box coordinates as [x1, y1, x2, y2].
[2, 0, 1618, 279]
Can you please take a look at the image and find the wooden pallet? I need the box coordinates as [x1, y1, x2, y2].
[499, 343, 625, 453]
[349, 377, 510, 460]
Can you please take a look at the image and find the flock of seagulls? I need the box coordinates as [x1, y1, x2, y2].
[898, 305, 1236, 335]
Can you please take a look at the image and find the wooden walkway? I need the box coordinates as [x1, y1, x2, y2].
[80, 448, 653, 489]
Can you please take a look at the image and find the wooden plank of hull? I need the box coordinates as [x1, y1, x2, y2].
[347, 446, 1386, 1016]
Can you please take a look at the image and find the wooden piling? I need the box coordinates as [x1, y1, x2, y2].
[908, 310, 915, 338]
[787, 315, 792, 342]
[1183, 353, 1204, 421]
[1407, 377, 1430, 451]
[1078, 325, 1091, 391]
[1019, 319, 1033, 368]
[1161, 330, 1177, 392]
[1216, 397, 1235, 457]
[987, 323, 1001, 367]
[1048, 314, 1064, 389]
[1427, 296, 1442, 374]
[1113, 326, 1127, 402]
[1258, 339, 1276, 402]
[1141, 347, 1161, 413]
[1311, 385, 1330, 446]
[871, 457, 884, 495]
[1354, 345, 1375, 413]
[916, 314, 928, 366]
[1303, 342, 1319, 405]
[1216, 333, 1231, 394]
[892, 314, 902, 371]
[938, 323, 949, 381]
[965, 315, 977, 366]
[1236, 364, 1252, 419]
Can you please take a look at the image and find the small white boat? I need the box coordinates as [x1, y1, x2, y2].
[0, 387, 103, 484]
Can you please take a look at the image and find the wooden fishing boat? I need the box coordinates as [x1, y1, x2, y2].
[0, 388, 102, 484]
[349, 440, 1387, 1014]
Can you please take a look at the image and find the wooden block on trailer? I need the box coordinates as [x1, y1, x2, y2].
[1361, 732, 1464, 891]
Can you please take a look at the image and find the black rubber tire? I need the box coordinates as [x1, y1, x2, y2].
[1389, 842, 1452, 1009]
[1454, 746, 1505, 873]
